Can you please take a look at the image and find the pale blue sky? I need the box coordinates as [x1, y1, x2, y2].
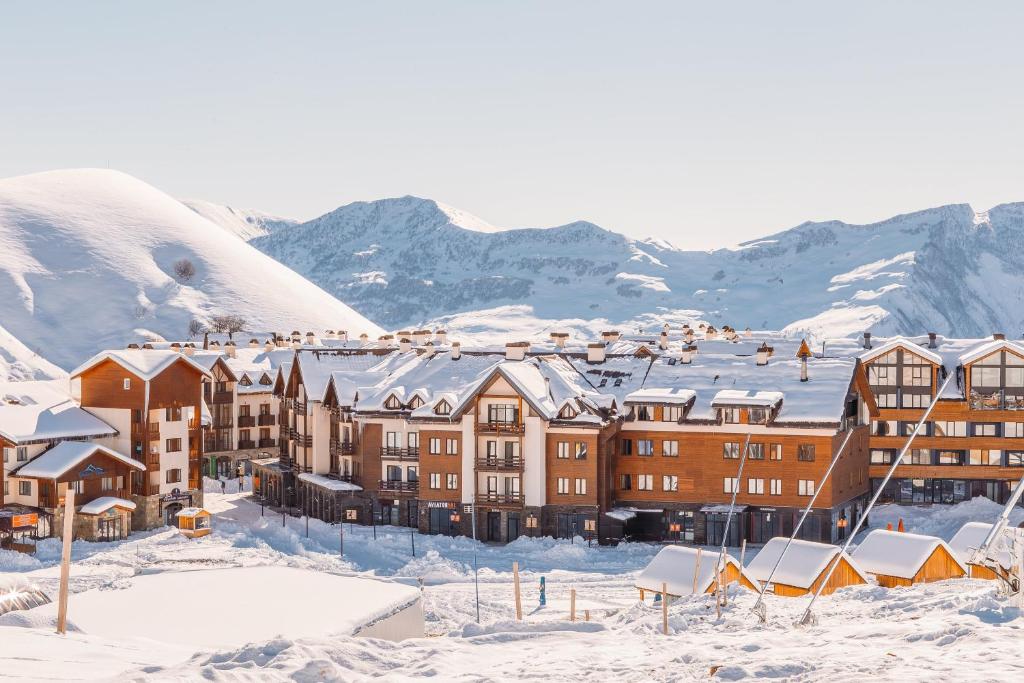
[2, 2, 1023, 248]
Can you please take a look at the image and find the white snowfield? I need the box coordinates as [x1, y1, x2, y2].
[0, 489, 1022, 681]
[852, 529, 968, 580]
[0, 168, 384, 371]
[745, 537, 868, 589]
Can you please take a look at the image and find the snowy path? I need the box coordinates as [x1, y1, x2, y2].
[1, 486, 1022, 681]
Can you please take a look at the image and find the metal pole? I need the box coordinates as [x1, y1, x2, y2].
[471, 476, 481, 623]
[410, 527, 416, 557]
[714, 434, 751, 604]
[799, 371, 955, 626]
[752, 428, 856, 622]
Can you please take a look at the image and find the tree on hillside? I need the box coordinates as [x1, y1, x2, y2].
[173, 258, 197, 282]
[209, 314, 246, 336]
[187, 319, 206, 339]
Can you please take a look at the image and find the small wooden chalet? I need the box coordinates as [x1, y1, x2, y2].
[744, 537, 868, 597]
[635, 545, 758, 598]
[853, 529, 967, 587]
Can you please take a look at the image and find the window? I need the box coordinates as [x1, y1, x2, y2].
[504, 477, 520, 496]
[972, 423, 999, 437]
[662, 405, 683, 422]
[166, 438, 181, 453]
[259, 403, 271, 415]
[409, 396, 424, 409]
[663, 475, 678, 491]
[488, 404, 517, 424]
[386, 431, 401, 449]
[123, 378, 131, 390]
[748, 408, 767, 424]
[902, 391, 931, 407]
[19, 480, 31, 496]
[620, 474, 632, 490]
[434, 400, 451, 416]
[384, 394, 403, 410]
[637, 474, 653, 491]
[875, 392, 898, 408]
[871, 449, 894, 465]
[486, 476, 498, 494]
[939, 450, 966, 465]
[798, 479, 815, 496]
[447, 473, 458, 489]
[1006, 423, 1024, 438]
[446, 438, 458, 455]
[972, 366, 1001, 387]
[770, 479, 782, 496]
[558, 404, 578, 419]
[723, 477, 739, 494]
[504, 442, 519, 460]
[868, 364, 896, 386]
[408, 432, 420, 449]
[797, 445, 815, 462]
[101, 476, 113, 491]
[968, 449, 1000, 466]
[429, 438, 441, 455]
[575, 478, 587, 495]
[557, 441, 569, 459]
[16, 446, 28, 462]
[934, 421, 967, 437]
[575, 442, 588, 459]
[1, 447, 9, 463]
[723, 442, 741, 459]
[721, 408, 740, 424]
[407, 466, 418, 483]
[637, 439, 654, 456]
[429, 473, 441, 489]
[635, 405, 654, 421]
[166, 469, 182, 484]
[621, 439, 633, 456]
[902, 365, 931, 387]
[662, 440, 679, 457]
[770, 444, 782, 461]
[2, 481, 6, 496]
[748, 443, 765, 460]
[165, 406, 182, 421]
[909, 448, 932, 465]
[557, 477, 570, 495]
[747, 478, 764, 495]
[1007, 451, 1024, 467]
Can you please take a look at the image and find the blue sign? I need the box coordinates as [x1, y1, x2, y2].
[80, 463, 105, 477]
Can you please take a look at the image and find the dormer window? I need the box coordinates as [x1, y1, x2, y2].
[434, 400, 451, 416]
[748, 407, 768, 424]
[409, 396, 424, 409]
[720, 408, 740, 424]
[259, 374, 272, 386]
[635, 405, 654, 421]
[558, 404, 578, 419]
[384, 395, 403, 410]
[239, 376, 252, 386]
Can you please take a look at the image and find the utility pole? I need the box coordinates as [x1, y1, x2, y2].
[56, 488, 75, 635]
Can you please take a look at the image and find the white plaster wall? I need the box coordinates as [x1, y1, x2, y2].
[524, 415, 545, 506]
[86, 407, 132, 456]
[311, 404, 331, 474]
[153, 408, 190, 494]
[461, 414, 475, 504]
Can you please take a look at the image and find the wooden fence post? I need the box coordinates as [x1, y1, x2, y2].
[661, 582, 669, 635]
[56, 488, 75, 635]
[693, 547, 703, 594]
[513, 561, 522, 621]
[570, 588, 576, 622]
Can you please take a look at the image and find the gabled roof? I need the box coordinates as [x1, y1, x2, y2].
[852, 529, 967, 579]
[0, 379, 117, 444]
[745, 537, 868, 589]
[858, 336, 943, 366]
[188, 352, 238, 381]
[71, 349, 212, 381]
[80, 496, 136, 515]
[623, 387, 696, 405]
[958, 338, 1024, 366]
[294, 350, 396, 403]
[710, 389, 784, 408]
[635, 546, 758, 596]
[948, 522, 1012, 571]
[12, 441, 145, 479]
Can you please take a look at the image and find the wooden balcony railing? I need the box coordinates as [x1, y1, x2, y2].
[257, 414, 276, 426]
[380, 447, 419, 461]
[238, 415, 256, 428]
[330, 439, 356, 456]
[475, 421, 525, 435]
[475, 492, 524, 506]
[258, 438, 277, 448]
[212, 391, 234, 404]
[379, 480, 419, 494]
[475, 455, 524, 471]
[238, 439, 256, 450]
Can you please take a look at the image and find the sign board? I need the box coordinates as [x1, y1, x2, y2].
[463, 504, 473, 514]
[584, 519, 597, 532]
[10, 513, 38, 529]
[80, 463, 105, 477]
[427, 501, 456, 509]
[668, 523, 681, 533]
[345, 508, 358, 521]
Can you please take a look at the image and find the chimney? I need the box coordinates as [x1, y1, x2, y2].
[306, 331, 316, 345]
[756, 342, 772, 366]
[209, 340, 221, 350]
[744, 327, 752, 337]
[170, 342, 182, 353]
[324, 329, 335, 340]
[659, 331, 669, 351]
[550, 332, 568, 349]
[506, 342, 528, 361]
[927, 332, 937, 349]
[862, 332, 872, 350]
[451, 341, 461, 360]
[680, 344, 696, 364]
[396, 330, 412, 345]
[184, 343, 195, 356]
[421, 341, 436, 358]
[338, 330, 349, 342]
[544, 376, 551, 399]
[264, 340, 274, 353]
[801, 356, 808, 382]
[291, 338, 301, 350]
[662, 323, 670, 334]
[587, 342, 606, 364]
[994, 332, 1006, 341]
[225, 341, 237, 358]
[203, 331, 209, 350]
[248, 338, 259, 348]
[413, 329, 431, 345]
[276, 335, 287, 348]
[434, 329, 447, 345]
[600, 330, 621, 343]
[684, 328, 695, 344]
[399, 337, 412, 353]
[359, 333, 369, 344]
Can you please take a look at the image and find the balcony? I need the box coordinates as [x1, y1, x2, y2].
[380, 447, 419, 461]
[238, 415, 256, 428]
[257, 414, 276, 426]
[213, 419, 233, 429]
[212, 391, 234, 405]
[475, 455, 524, 471]
[970, 390, 1024, 411]
[475, 492, 524, 507]
[238, 439, 256, 450]
[131, 423, 160, 441]
[475, 420, 525, 436]
[258, 438, 277, 449]
[293, 401, 307, 414]
[379, 480, 419, 495]
[330, 439, 356, 456]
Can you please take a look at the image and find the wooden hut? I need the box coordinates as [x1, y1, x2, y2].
[176, 507, 212, 538]
[852, 529, 967, 587]
[948, 522, 1008, 580]
[745, 537, 869, 597]
[635, 546, 758, 598]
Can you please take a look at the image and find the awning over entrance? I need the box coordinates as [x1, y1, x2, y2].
[79, 497, 136, 516]
[700, 504, 748, 513]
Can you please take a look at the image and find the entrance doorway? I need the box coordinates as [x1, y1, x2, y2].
[487, 512, 502, 541]
[429, 507, 455, 536]
[164, 503, 183, 527]
[379, 504, 400, 526]
[98, 516, 124, 542]
[556, 513, 587, 539]
[506, 513, 521, 542]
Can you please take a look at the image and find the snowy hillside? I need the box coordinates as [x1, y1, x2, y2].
[0, 322, 65, 381]
[251, 197, 1024, 340]
[181, 198, 298, 241]
[0, 169, 383, 370]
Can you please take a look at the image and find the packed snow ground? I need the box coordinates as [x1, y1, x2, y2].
[0, 481, 1022, 681]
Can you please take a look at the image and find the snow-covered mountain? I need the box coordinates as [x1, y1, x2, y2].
[0, 169, 384, 371]
[181, 198, 298, 241]
[249, 196, 1024, 340]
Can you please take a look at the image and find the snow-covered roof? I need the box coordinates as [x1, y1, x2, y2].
[710, 389, 784, 408]
[175, 507, 209, 518]
[635, 546, 757, 596]
[948, 522, 1012, 571]
[858, 337, 943, 366]
[623, 387, 696, 405]
[294, 350, 396, 403]
[13, 441, 145, 479]
[958, 338, 1024, 365]
[0, 379, 116, 443]
[71, 349, 212, 381]
[852, 529, 967, 579]
[79, 496, 136, 515]
[744, 537, 868, 589]
[297, 472, 363, 492]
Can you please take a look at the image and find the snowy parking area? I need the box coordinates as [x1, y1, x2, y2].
[0, 485, 1022, 681]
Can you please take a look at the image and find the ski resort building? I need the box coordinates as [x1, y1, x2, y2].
[857, 334, 1024, 507]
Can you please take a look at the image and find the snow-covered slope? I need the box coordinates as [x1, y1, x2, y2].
[181, 198, 297, 241]
[251, 197, 1024, 340]
[0, 322, 65, 381]
[0, 169, 384, 370]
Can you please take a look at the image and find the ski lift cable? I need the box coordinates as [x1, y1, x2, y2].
[798, 370, 956, 626]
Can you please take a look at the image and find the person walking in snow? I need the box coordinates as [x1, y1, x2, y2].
[238, 477, 244, 493]
[221, 478, 226, 494]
